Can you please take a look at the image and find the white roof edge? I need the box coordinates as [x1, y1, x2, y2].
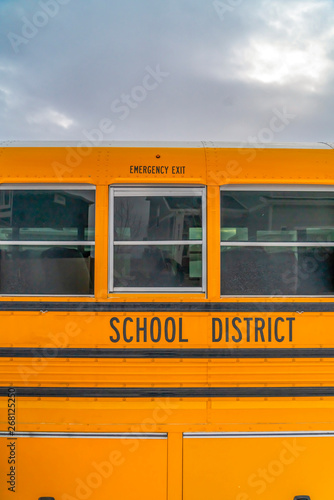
[207, 141, 333, 150]
[0, 140, 333, 149]
[0, 141, 204, 148]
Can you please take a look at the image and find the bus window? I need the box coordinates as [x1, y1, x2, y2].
[220, 189, 334, 296]
[0, 186, 95, 295]
[110, 187, 205, 292]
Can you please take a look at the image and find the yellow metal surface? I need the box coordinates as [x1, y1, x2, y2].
[3, 357, 334, 387]
[0, 144, 334, 498]
[3, 397, 334, 434]
[183, 435, 334, 500]
[2, 311, 334, 348]
[0, 435, 167, 500]
[0, 145, 333, 308]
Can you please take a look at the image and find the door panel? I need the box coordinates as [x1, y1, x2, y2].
[0, 433, 167, 500]
[183, 433, 334, 500]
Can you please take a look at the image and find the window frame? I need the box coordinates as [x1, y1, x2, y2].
[220, 184, 334, 297]
[0, 183, 96, 297]
[109, 185, 206, 293]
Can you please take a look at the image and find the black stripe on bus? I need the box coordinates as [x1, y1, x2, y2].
[2, 386, 334, 398]
[2, 347, 334, 359]
[0, 301, 334, 312]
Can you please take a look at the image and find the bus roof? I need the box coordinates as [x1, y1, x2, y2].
[0, 141, 333, 149]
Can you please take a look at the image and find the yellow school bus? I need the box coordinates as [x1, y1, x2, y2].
[1, 140, 334, 500]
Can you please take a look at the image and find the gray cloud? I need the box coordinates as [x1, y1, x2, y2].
[0, 0, 333, 142]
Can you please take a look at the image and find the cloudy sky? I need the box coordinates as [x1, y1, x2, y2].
[0, 0, 334, 143]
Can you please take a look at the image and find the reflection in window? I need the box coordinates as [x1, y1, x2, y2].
[114, 196, 202, 241]
[221, 191, 334, 242]
[114, 245, 202, 288]
[221, 190, 334, 295]
[111, 188, 205, 291]
[0, 188, 95, 295]
[0, 190, 95, 241]
[0, 245, 94, 295]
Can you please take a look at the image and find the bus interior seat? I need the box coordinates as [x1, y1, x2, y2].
[41, 247, 91, 294]
[0, 249, 46, 294]
[297, 248, 334, 295]
[0, 247, 92, 295]
[221, 247, 271, 295]
[221, 247, 299, 296]
[267, 250, 298, 295]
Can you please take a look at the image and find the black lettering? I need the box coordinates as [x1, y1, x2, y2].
[268, 317, 272, 342]
[287, 317, 295, 342]
[178, 318, 188, 342]
[110, 318, 120, 343]
[136, 317, 147, 342]
[244, 317, 253, 342]
[225, 317, 229, 342]
[212, 318, 222, 342]
[156, 166, 161, 173]
[274, 317, 285, 342]
[150, 317, 161, 342]
[165, 317, 176, 343]
[134, 166, 139, 173]
[255, 318, 265, 342]
[130, 166, 133, 173]
[231, 317, 242, 343]
[143, 166, 147, 173]
[123, 317, 134, 343]
[171, 166, 185, 174]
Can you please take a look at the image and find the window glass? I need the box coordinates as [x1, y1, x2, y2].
[221, 246, 334, 295]
[221, 190, 334, 296]
[114, 245, 202, 288]
[0, 245, 94, 295]
[114, 196, 202, 241]
[221, 228, 248, 241]
[111, 188, 205, 291]
[221, 191, 334, 242]
[0, 188, 95, 295]
[0, 190, 95, 241]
